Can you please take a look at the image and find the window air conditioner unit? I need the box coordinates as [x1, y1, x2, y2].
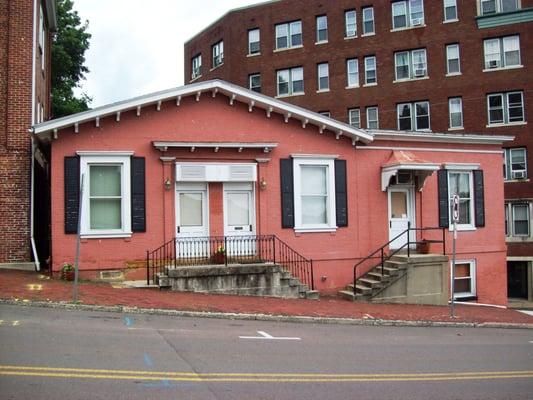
[411, 18, 422, 26]
[414, 68, 426, 77]
[488, 60, 500, 69]
[512, 170, 526, 180]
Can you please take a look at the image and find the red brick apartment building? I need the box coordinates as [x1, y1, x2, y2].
[0, 0, 56, 268]
[184, 0, 533, 302]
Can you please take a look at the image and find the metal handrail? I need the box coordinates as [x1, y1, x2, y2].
[352, 224, 446, 296]
[146, 234, 314, 290]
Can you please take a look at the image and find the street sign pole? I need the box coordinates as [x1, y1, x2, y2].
[73, 174, 85, 303]
[450, 194, 459, 319]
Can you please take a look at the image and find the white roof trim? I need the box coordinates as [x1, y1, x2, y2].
[153, 141, 278, 153]
[443, 163, 480, 170]
[371, 129, 514, 145]
[32, 79, 373, 144]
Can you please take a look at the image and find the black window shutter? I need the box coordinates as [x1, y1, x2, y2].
[280, 158, 294, 228]
[335, 159, 348, 227]
[64, 156, 80, 234]
[473, 170, 485, 227]
[437, 169, 449, 228]
[131, 157, 146, 232]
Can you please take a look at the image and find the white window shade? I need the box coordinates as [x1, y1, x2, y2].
[176, 163, 257, 182]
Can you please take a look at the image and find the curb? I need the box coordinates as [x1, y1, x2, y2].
[2, 298, 533, 330]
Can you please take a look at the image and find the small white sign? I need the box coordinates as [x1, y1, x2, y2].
[452, 194, 460, 222]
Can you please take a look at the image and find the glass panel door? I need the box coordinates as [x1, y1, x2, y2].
[176, 189, 208, 259]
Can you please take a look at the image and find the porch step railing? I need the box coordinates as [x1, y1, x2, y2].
[352, 224, 446, 297]
[146, 235, 314, 290]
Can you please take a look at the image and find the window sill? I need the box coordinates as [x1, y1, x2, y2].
[506, 236, 533, 242]
[246, 52, 261, 58]
[445, 72, 462, 77]
[390, 24, 426, 33]
[344, 35, 358, 40]
[361, 32, 376, 37]
[449, 225, 477, 232]
[393, 76, 429, 83]
[486, 121, 527, 128]
[483, 65, 523, 73]
[345, 85, 359, 90]
[81, 232, 133, 239]
[294, 227, 337, 233]
[315, 40, 328, 45]
[504, 178, 530, 183]
[316, 89, 330, 93]
[453, 295, 477, 301]
[189, 75, 202, 83]
[273, 45, 303, 53]
[443, 19, 459, 24]
[275, 92, 305, 99]
[210, 63, 224, 72]
[448, 127, 464, 131]
[363, 82, 377, 87]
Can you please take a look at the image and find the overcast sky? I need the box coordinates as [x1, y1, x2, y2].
[73, 0, 263, 108]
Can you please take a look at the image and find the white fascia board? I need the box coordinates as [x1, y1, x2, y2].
[44, 0, 57, 31]
[33, 80, 373, 144]
[372, 130, 514, 145]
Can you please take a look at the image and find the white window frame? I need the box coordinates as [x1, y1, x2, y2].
[293, 157, 336, 232]
[480, 0, 520, 15]
[249, 73, 261, 93]
[212, 41, 224, 68]
[394, 49, 428, 81]
[364, 56, 377, 85]
[248, 29, 260, 55]
[447, 170, 475, 230]
[362, 7, 375, 35]
[191, 54, 202, 80]
[511, 203, 530, 237]
[345, 10, 357, 38]
[348, 108, 360, 128]
[392, 0, 425, 30]
[451, 260, 477, 299]
[446, 44, 461, 75]
[275, 20, 302, 50]
[397, 101, 430, 131]
[443, 0, 458, 22]
[366, 106, 379, 129]
[483, 35, 521, 70]
[78, 152, 133, 238]
[504, 147, 527, 180]
[346, 58, 359, 88]
[317, 63, 329, 91]
[319, 111, 331, 117]
[449, 97, 463, 129]
[316, 15, 328, 43]
[276, 67, 304, 97]
[487, 91, 525, 126]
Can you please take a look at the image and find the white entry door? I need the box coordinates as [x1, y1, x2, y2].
[223, 183, 255, 256]
[176, 183, 208, 258]
[388, 187, 415, 249]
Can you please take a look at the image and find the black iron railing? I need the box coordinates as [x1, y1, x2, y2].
[146, 235, 314, 290]
[352, 224, 446, 296]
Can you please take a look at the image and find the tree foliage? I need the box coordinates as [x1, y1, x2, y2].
[51, 0, 91, 118]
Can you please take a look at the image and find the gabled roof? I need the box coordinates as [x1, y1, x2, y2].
[32, 79, 374, 144]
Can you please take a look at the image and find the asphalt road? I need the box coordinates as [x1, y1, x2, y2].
[0, 304, 532, 400]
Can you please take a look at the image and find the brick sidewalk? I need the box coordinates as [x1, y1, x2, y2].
[1, 270, 532, 325]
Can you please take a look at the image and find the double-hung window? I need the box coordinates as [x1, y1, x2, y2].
[362, 7, 375, 35]
[345, 10, 357, 37]
[275, 21, 302, 50]
[504, 148, 527, 180]
[248, 29, 260, 55]
[480, 0, 519, 15]
[392, 0, 425, 29]
[316, 15, 328, 43]
[79, 153, 132, 237]
[212, 41, 224, 68]
[346, 59, 359, 88]
[449, 97, 463, 129]
[366, 106, 379, 129]
[452, 261, 476, 299]
[249, 73, 261, 93]
[487, 91, 524, 125]
[364, 56, 377, 85]
[191, 54, 202, 80]
[397, 101, 430, 131]
[348, 108, 361, 128]
[443, 0, 458, 21]
[394, 49, 427, 80]
[483, 36, 521, 70]
[508, 203, 530, 236]
[448, 171, 474, 228]
[317, 63, 329, 91]
[293, 158, 336, 231]
[446, 44, 461, 74]
[277, 67, 304, 96]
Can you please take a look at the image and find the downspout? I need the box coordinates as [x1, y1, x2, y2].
[30, 0, 40, 271]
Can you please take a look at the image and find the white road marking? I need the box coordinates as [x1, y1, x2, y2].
[517, 310, 533, 316]
[239, 330, 301, 341]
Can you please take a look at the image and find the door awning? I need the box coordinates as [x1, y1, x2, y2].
[381, 150, 440, 191]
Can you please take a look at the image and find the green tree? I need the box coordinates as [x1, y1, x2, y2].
[51, 0, 91, 118]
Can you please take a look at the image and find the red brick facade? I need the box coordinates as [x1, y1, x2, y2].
[0, 0, 53, 263]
